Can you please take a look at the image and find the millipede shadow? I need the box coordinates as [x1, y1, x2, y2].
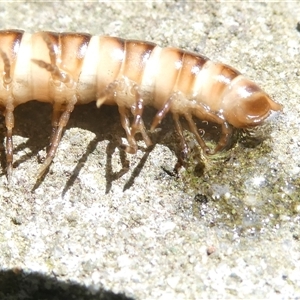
[61, 105, 163, 195]
[13, 101, 52, 170]
[61, 104, 160, 194]
[122, 146, 154, 192]
[104, 138, 130, 194]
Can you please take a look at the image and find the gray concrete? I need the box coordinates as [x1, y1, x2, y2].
[0, 1, 299, 299]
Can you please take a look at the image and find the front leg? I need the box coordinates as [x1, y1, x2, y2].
[151, 91, 233, 157]
[191, 104, 232, 154]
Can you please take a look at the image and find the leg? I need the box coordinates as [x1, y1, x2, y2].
[97, 81, 139, 153]
[150, 94, 191, 158]
[32, 59, 72, 84]
[0, 51, 15, 182]
[191, 104, 232, 154]
[37, 95, 77, 179]
[97, 80, 152, 154]
[49, 103, 65, 150]
[153, 92, 233, 155]
[150, 93, 206, 159]
[183, 112, 210, 154]
[130, 85, 152, 147]
[150, 95, 173, 131]
[4, 105, 14, 183]
[42, 32, 57, 66]
[172, 113, 189, 160]
[211, 120, 232, 154]
[32, 50, 77, 178]
[118, 106, 138, 154]
[135, 118, 152, 147]
[32, 54, 73, 149]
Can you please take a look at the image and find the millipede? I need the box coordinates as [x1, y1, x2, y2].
[0, 29, 282, 183]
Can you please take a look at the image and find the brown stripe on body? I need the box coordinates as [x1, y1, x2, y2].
[0, 29, 24, 79]
[197, 62, 241, 112]
[153, 47, 185, 107]
[31, 32, 92, 81]
[218, 64, 241, 84]
[59, 32, 92, 79]
[122, 40, 156, 84]
[210, 64, 240, 104]
[244, 80, 263, 95]
[176, 51, 208, 96]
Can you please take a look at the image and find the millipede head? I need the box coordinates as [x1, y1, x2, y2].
[222, 77, 282, 128]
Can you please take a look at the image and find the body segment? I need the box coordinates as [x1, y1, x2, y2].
[0, 29, 282, 181]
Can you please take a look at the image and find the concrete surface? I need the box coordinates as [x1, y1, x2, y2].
[0, 1, 299, 299]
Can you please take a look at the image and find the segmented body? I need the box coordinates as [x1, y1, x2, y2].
[0, 29, 282, 182]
